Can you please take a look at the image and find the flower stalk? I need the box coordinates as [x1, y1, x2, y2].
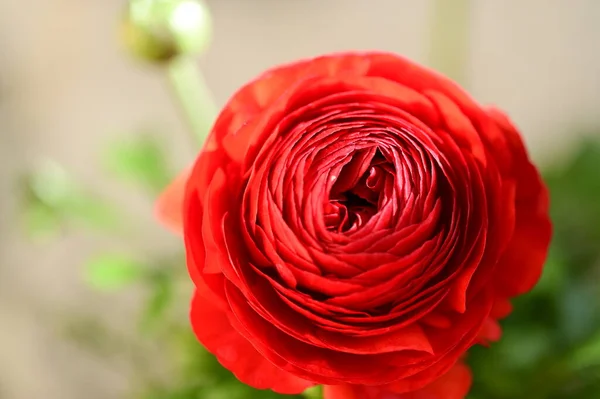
[122, 0, 217, 147]
[166, 56, 218, 147]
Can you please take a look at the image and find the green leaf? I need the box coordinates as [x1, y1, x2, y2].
[104, 134, 172, 193]
[85, 254, 145, 291]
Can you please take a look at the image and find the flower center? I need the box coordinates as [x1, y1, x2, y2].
[325, 149, 390, 233]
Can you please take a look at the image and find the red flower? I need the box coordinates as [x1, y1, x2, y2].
[157, 52, 552, 397]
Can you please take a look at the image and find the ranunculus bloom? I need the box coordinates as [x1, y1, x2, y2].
[157, 52, 552, 398]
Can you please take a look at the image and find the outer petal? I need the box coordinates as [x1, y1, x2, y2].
[486, 109, 552, 297]
[477, 317, 502, 344]
[155, 169, 189, 234]
[323, 362, 472, 399]
[401, 362, 472, 399]
[365, 52, 485, 124]
[190, 286, 315, 394]
[494, 185, 552, 296]
[198, 51, 482, 167]
[208, 53, 372, 147]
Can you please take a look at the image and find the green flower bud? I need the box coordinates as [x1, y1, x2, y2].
[122, 0, 212, 63]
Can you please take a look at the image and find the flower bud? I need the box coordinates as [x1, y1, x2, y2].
[122, 0, 212, 63]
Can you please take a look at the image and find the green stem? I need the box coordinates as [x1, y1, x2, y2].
[428, 0, 472, 87]
[166, 56, 218, 147]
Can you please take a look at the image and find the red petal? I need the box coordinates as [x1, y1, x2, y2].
[324, 362, 471, 399]
[155, 169, 189, 234]
[210, 53, 372, 151]
[487, 109, 552, 297]
[495, 201, 552, 296]
[366, 52, 483, 122]
[490, 297, 513, 319]
[401, 362, 472, 399]
[190, 287, 315, 394]
[477, 317, 502, 344]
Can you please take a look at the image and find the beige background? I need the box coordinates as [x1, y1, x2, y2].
[0, 1, 599, 398]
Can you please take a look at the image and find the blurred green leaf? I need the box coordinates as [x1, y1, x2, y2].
[20, 160, 121, 236]
[559, 279, 600, 345]
[104, 134, 172, 194]
[63, 192, 121, 230]
[533, 246, 568, 295]
[544, 139, 600, 278]
[22, 201, 62, 238]
[85, 253, 146, 291]
[569, 329, 600, 372]
[499, 326, 553, 370]
[139, 271, 174, 333]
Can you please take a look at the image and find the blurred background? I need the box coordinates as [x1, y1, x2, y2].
[0, 1, 599, 398]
